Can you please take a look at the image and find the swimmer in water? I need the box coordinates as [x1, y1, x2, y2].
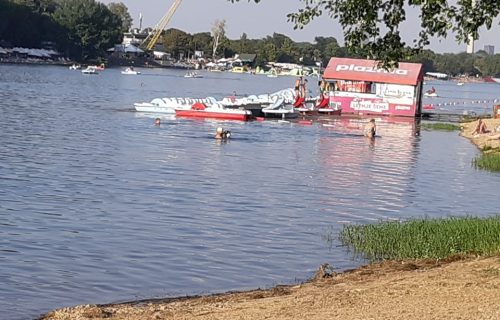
[215, 127, 231, 139]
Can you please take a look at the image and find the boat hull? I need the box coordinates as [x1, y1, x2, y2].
[262, 109, 299, 119]
[484, 76, 500, 84]
[175, 109, 251, 121]
[317, 108, 342, 115]
[134, 103, 175, 114]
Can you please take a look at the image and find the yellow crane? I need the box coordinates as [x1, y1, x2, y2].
[140, 0, 183, 51]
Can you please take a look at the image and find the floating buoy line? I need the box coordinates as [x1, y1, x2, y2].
[423, 98, 499, 109]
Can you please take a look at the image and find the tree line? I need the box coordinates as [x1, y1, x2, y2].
[0, 0, 130, 61]
[1, 0, 499, 77]
[163, 28, 500, 77]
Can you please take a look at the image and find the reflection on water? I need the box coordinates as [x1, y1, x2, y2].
[0, 65, 499, 319]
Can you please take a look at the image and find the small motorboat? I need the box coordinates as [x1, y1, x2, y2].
[121, 67, 140, 75]
[69, 64, 81, 70]
[184, 71, 203, 78]
[89, 64, 105, 71]
[457, 82, 464, 86]
[175, 102, 252, 121]
[424, 87, 438, 97]
[81, 66, 98, 74]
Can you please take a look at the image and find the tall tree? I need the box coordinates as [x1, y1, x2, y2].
[162, 28, 192, 59]
[192, 32, 213, 55]
[211, 19, 226, 59]
[230, 0, 500, 68]
[107, 2, 132, 33]
[52, 0, 122, 60]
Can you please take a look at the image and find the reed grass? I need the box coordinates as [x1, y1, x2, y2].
[473, 151, 500, 172]
[340, 216, 500, 261]
[421, 123, 461, 131]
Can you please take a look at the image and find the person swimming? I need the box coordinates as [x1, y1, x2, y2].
[215, 127, 231, 139]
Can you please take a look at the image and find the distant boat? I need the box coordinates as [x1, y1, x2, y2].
[267, 71, 278, 78]
[121, 67, 140, 75]
[424, 87, 438, 97]
[231, 66, 246, 73]
[81, 66, 98, 74]
[457, 82, 464, 86]
[89, 64, 105, 71]
[483, 76, 500, 84]
[69, 64, 81, 70]
[184, 71, 203, 78]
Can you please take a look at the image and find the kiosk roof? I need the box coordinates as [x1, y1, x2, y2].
[323, 58, 423, 86]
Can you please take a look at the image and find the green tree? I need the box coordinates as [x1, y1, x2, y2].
[239, 32, 248, 53]
[231, 0, 500, 68]
[475, 54, 500, 77]
[107, 2, 132, 33]
[162, 28, 192, 59]
[52, 0, 122, 60]
[192, 32, 213, 56]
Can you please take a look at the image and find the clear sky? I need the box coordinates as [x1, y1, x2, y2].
[99, 0, 499, 54]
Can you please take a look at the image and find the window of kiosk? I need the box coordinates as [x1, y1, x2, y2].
[336, 80, 374, 94]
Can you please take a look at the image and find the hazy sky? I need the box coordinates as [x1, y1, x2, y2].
[100, 0, 499, 54]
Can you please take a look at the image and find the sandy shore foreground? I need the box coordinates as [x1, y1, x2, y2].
[40, 256, 500, 320]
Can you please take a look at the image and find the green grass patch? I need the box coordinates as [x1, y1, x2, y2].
[473, 152, 500, 172]
[340, 216, 500, 261]
[421, 122, 461, 131]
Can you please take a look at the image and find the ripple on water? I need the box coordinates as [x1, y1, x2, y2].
[0, 65, 499, 319]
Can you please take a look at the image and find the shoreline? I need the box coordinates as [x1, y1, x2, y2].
[39, 254, 500, 320]
[460, 118, 500, 150]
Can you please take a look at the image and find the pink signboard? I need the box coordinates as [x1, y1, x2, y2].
[329, 95, 417, 117]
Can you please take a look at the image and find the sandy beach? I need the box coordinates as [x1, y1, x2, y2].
[40, 255, 500, 320]
[460, 118, 500, 150]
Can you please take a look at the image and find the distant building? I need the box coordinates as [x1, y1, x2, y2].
[107, 44, 145, 58]
[466, 0, 476, 54]
[194, 50, 204, 58]
[484, 45, 495, 55]
[122, 28, 150, 46]
[466, 37, 475, 54]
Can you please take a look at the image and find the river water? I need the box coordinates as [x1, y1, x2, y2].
[0, 65, 499, 319]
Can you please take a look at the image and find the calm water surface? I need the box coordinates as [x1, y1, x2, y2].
[0, 65, 499, 319]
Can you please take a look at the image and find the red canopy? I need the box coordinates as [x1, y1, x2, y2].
[323, 58, 423, 86]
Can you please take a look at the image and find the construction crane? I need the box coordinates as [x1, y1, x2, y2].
[140, 0, 183, 51]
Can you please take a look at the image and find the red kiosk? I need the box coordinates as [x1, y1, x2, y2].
[322, 57, 424, 117]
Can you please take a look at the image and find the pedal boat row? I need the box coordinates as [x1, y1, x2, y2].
[133, 88, 341, 121]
